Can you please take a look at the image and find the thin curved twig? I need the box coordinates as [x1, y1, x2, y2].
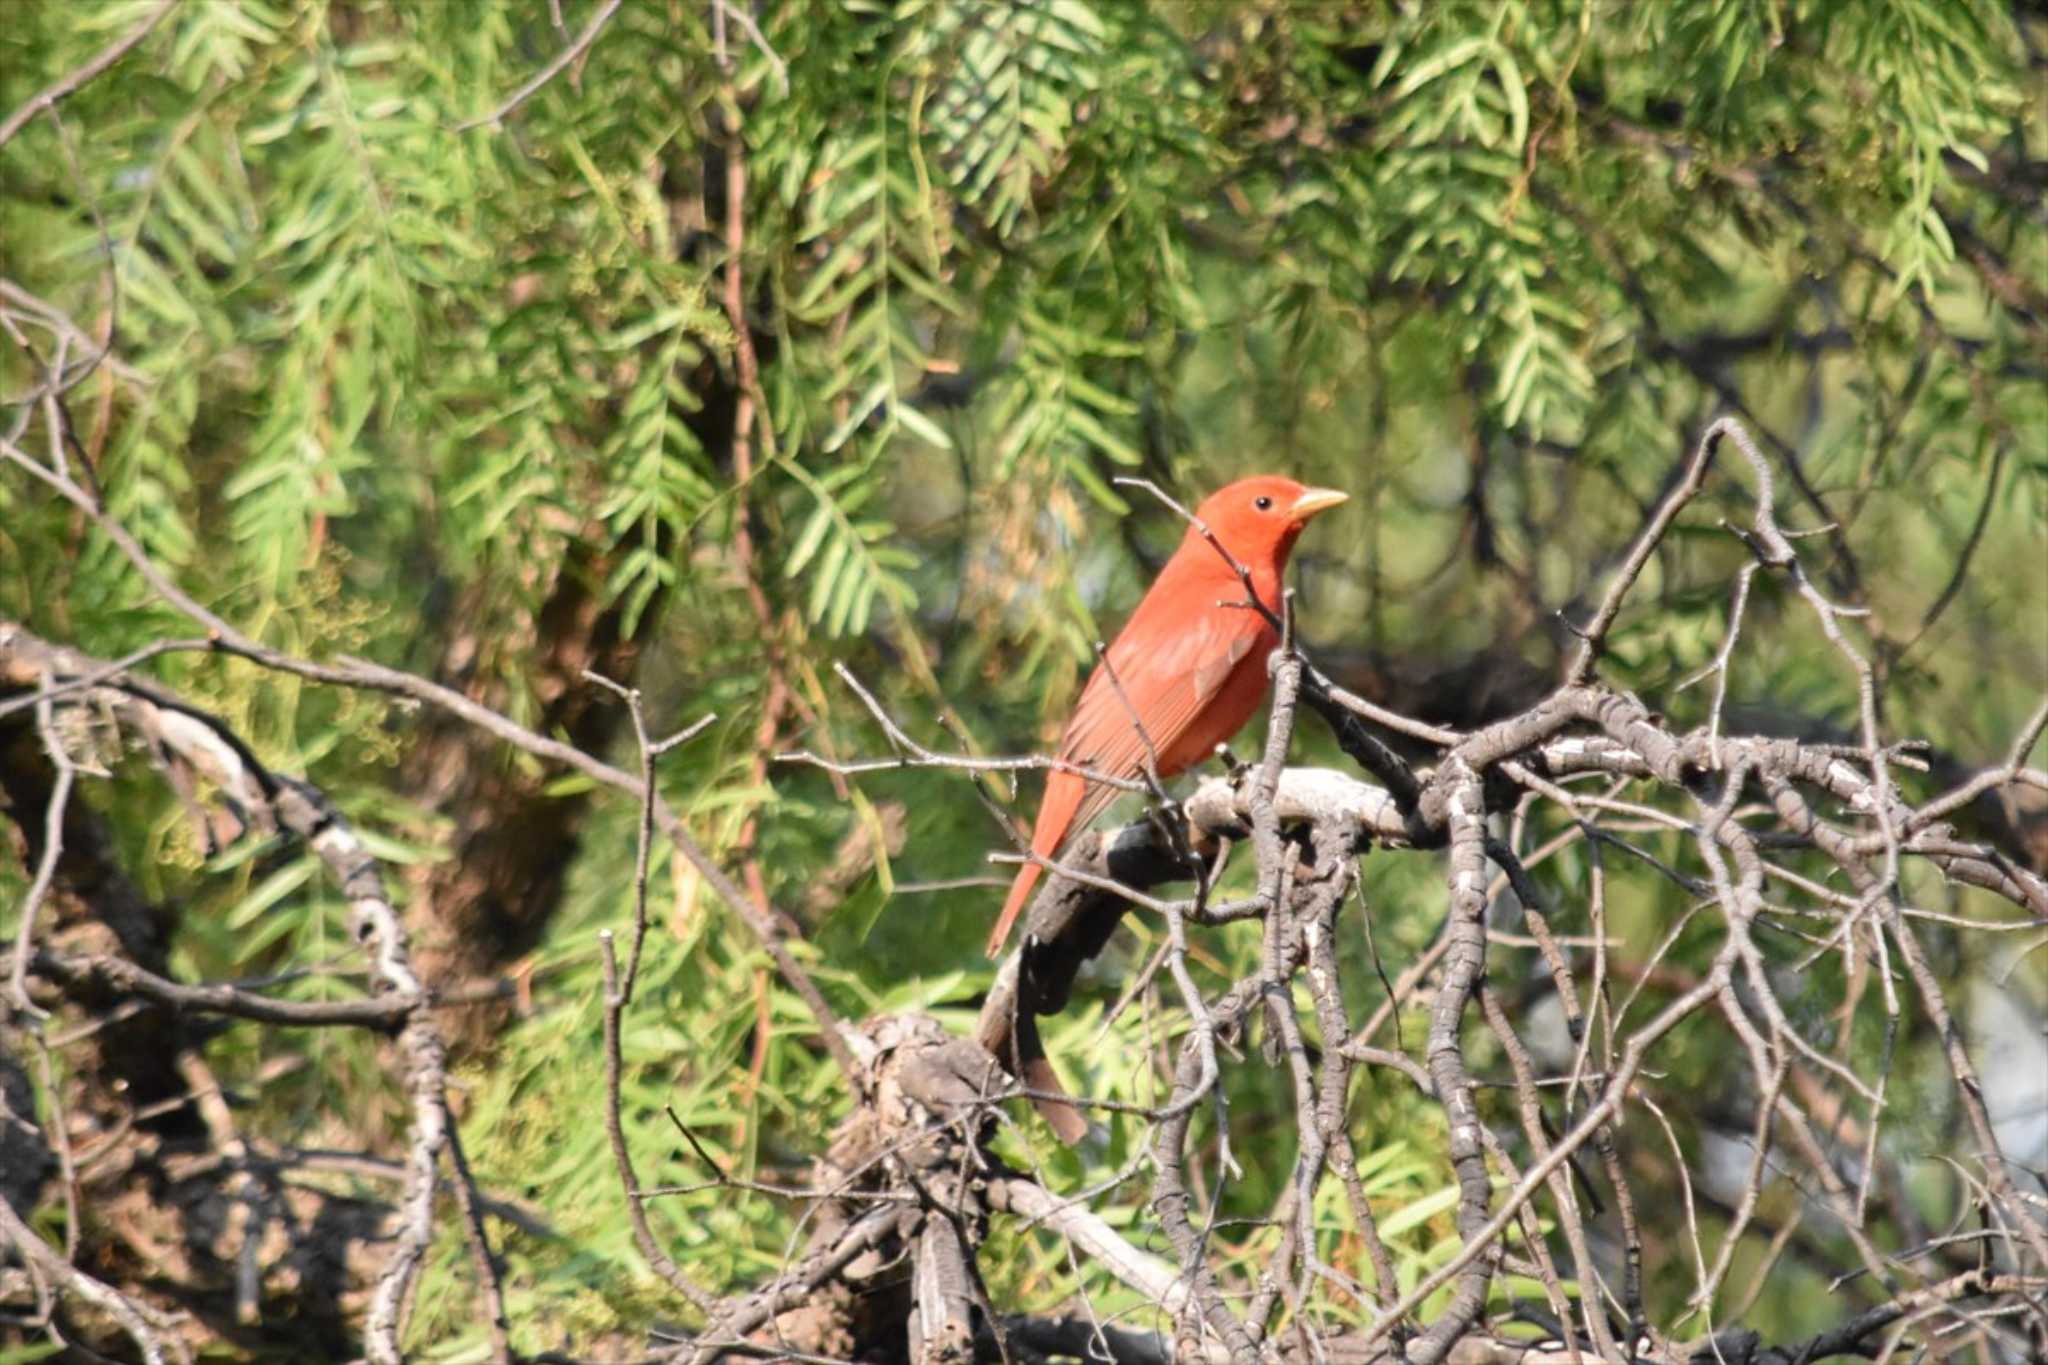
[454, 0, 626, 131]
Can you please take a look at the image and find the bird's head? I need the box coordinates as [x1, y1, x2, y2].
[1189, 475, 1349, 570]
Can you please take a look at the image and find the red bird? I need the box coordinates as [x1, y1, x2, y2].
[990, 476, 1348, 957]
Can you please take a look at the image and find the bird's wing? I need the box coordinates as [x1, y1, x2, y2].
[1053, 604, 1267, 841]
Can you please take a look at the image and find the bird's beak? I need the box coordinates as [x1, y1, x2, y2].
[1288, 487, 1349, 523]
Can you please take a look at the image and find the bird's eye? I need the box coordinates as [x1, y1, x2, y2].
[1254, 496, 1273, 511]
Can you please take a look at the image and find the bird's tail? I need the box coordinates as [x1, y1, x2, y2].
[988, 860, 1043, 958]
[987, 769, 1084, 957]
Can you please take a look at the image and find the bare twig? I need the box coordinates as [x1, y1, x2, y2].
[0, 620, 501, 1364]
[600, 931, 719, 1314]
[7, 682, 75, 1019]
[583, 669, 715, 1002]
[0, 1188, 185, 1364]
[1566, 416, 1732, 683]
[455, 0, 626, 131]
[0, 0, 177, 153]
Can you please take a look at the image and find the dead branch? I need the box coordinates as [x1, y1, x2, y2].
[0, 620, 502, 1364]
[0, 0, 176, 153]
[454, 0, 626, 131]
[7, 413, 2046, 1364]
[741, 417, 2047, 1365]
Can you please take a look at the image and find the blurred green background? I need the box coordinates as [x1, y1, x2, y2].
[2, 1, 2043, 1358]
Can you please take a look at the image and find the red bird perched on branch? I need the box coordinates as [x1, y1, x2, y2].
[989, 476, 1348, 958]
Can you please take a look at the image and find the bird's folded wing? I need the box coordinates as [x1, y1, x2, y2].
[1053, 606, 1266, 844]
